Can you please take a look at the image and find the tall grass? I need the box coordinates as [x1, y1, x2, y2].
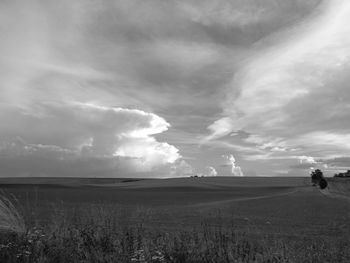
[0, 194, 25, 234]
[0, 197, 349, 262]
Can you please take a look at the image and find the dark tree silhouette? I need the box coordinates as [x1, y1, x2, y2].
[311, 169, 323, 186]
[334, 170, 350, 178]
[319, 178, 328, 189]
[310, 169, 328, 189]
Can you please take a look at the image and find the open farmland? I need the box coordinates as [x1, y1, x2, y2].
[0, 177, 349, 235]
[0, 176, 350, 262]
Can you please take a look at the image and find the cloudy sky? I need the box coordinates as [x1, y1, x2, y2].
[1, 0, 350, 177]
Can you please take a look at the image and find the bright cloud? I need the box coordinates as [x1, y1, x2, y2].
[298, 156, 317, 164]
[205, 166, 218, 177]
[222, 154, 244, 176]
[0, 102, 181, 176]
[114, 137, 180, 170]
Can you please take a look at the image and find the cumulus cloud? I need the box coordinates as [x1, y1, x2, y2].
[0, 137, 189, 178]
[114, 137, 180, 170]
[193, 166, 217, 177]
[4, 139, 159, 178]
[169, 160, 194, 177]
[222, 154, 244, 176]
[1, 102, 175, 152]
[0, 103, 182, 176]
[205, 166, 218, 177]
[298, 156, 317, 164]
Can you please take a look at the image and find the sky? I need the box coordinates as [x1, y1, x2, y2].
[1, 0, 350, 178]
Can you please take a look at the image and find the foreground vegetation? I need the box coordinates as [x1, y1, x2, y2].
[0, 195, 350, 263]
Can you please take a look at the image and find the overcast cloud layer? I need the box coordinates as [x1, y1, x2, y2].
[0, 0, 349, 177]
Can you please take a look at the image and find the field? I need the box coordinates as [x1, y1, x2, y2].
[0, 177, 349, 262]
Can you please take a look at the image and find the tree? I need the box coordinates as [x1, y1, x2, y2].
[334, 170, 350, 178]
[310, 169, 323, 186]
[310, 169, 328, 189]
[319, 178, 328, 189]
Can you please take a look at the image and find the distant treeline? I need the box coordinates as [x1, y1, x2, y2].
[334, 170, 350, 178]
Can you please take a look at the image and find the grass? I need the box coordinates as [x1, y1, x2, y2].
[0, 177, 349, 262]
[0, 196, 349, 263]
[0, 194, 25, 234]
